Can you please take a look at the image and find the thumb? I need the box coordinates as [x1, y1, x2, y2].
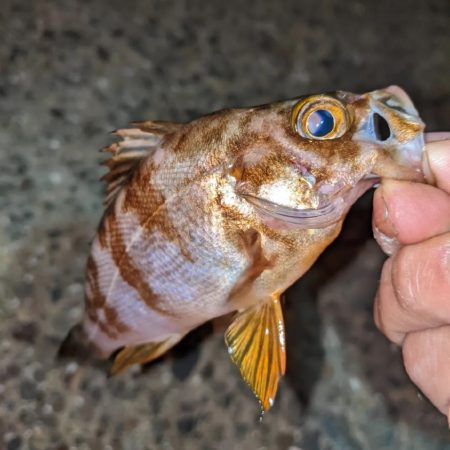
[423, 135, 450, 194]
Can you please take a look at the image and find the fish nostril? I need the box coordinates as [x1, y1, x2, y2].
[373, 113, 391, 141]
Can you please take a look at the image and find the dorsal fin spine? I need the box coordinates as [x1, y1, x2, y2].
[99, 121, 182, 207]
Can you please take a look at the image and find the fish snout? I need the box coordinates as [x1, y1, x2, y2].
[354, 86, 425, 179]
[381, 86, 425, 169]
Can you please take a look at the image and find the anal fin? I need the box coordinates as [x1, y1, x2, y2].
[225, 295, 286, 412]
[111, 335, 181, 376]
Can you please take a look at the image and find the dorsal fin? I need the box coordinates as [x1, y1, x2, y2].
[100, 121, 182, 207]
[131, 120, 182, 135]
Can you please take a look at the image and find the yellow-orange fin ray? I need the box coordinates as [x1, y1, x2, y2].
[111, 335, 181, 376]
[225, 296, 286, 412]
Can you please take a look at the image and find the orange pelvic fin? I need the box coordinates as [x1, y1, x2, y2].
[111, 335, 182, 376]
[225, 295, 286, 412]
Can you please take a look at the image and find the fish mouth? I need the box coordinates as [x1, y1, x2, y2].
[339, 173, 380, 211]
[243, 173, 380, 229]
[355, 86, 425, 182]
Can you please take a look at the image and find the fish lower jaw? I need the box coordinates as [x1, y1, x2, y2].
[240, 175, 379, 230]
[339, 176, 380, 211]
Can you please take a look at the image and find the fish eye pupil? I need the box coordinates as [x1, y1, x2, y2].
[306, 109, 334, 137]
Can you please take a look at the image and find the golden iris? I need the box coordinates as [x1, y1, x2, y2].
[292, 95, 351, 140]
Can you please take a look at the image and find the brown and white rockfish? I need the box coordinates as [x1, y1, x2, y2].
[61, 86, 425, 412]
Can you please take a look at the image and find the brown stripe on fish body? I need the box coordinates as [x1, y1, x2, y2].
[103, 304, 128, 333]
[97, 139, 197, 291]
[84, 254, 129, 339]
[121, 157, 166, 226]
[127, 187, 195, 263]
[170, 109, 252, 173]
[110, 147, 196, 262]
[106, 216, 176, 317]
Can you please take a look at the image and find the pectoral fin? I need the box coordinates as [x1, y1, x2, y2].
[225, 296, 286, 412]
[111, 335, 182, 375]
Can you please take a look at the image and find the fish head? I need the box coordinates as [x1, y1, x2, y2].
[232, 86, 425, 228]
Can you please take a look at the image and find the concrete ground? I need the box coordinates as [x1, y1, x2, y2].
[0, 0, 449, 449]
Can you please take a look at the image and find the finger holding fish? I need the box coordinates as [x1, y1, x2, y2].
[372, 135, 450, 419]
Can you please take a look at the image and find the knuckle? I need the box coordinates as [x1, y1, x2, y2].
[373, 261, 405, 344]
[373, 292, 383, 331]
[374, 288, 390, 336]
[402, 334, 421, 384]
[373, 263, 391, 335]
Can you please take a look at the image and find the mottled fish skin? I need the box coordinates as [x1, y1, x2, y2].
[83, 108, 343, 355]
[62, 86, 425, 411]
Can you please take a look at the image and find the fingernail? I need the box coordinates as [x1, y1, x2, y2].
[373, 185, 400, 255]
[373, 224, 400, 256]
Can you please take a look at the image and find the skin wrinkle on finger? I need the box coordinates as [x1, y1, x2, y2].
[391, 240, 449, 323]
[374, 257, 405, 344]
[402, 326, 450, 416]
[375, 233, 450, 346]
[442, 241, 450, 282]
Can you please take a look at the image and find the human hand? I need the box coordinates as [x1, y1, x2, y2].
[372, 132, 450, 420]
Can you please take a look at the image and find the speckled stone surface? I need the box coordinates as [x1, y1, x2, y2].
[1, 0, 449, 449]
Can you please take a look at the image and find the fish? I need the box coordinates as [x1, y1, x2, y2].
[60, 85, 425, 412]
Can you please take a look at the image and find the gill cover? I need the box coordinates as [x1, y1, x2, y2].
[242, 94, 353, 228]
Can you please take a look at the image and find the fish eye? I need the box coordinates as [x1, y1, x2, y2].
[291, 95, 351, 140]
[306, 109, 334, 137]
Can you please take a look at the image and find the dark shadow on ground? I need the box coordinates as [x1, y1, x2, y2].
[285, 191, 374, 409]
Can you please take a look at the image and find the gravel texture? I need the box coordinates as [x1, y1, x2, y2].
[0, 0, 449, 449]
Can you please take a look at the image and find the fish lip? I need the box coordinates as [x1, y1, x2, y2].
[346, 175, 380, 198]
[362, 172, 381, 181]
